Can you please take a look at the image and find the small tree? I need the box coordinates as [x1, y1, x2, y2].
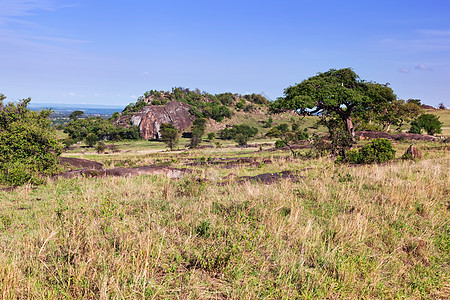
[85, 133, 98, 147]
[207, 132, 215, 141]
[0, 96, 62, 186]
[160, 123, 179, 150]
[409, 114, 443, 135]
[189, 118, 206, 148]
[68, 110, 84, 120]
[438, 102, 446, 110]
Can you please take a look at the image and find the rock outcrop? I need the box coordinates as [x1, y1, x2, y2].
[121, 101, 194, 140]
[404, 144, 422, 159]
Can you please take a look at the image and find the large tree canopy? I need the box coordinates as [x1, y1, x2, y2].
[271, 68, 396, 136]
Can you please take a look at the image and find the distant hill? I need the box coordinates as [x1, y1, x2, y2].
[28, 103, 125, 117]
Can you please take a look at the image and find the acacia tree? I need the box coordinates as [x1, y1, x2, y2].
[375, 99, 422, 132]
[270, 68, 396, 138]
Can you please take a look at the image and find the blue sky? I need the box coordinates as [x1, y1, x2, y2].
[1, 0, 449, 107]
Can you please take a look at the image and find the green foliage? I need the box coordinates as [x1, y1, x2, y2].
[207, 132, 215, 141]
[243, 104, 255, 112]
[271, 68, 396, 136]
[274, 140, 286, 149]
[409, 114, 443, 135]
[216, 93, 235, 106]
[266, 123, 290, 138]
[244, 93, 269, 105]
[266, 127, 282, 138]
[345, 138, 396, 164]
[123, 96, 147, 115]
[374, 99, 422, 131]
[68, 110, 84, 120]
[311, 118, 354, 157]
[219, 124, 258, 146]
[85, 133, 98, 147]
[263, 117, 273, 128]
[190, 118, 207, 148]
[160, 123, 179, 150]
[96, 141, 106, 154]
[108, 111, 120, 121]
[0, 96, 62, 186]
[62, 138, 75, 149]
[64, 117, 140, 142]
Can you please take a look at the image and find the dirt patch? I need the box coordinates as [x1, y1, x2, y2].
[54, 165, 187, 180]
[59, 157, 103, 170]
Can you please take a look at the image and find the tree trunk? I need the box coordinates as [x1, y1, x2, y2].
[344, 116, 355, 138]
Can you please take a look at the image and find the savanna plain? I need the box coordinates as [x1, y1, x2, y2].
[0, 112, 449, 299]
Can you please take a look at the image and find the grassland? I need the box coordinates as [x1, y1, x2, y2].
[0, 110, 449, 299]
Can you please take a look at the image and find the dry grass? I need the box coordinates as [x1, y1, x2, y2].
[0, 142, 449, 299]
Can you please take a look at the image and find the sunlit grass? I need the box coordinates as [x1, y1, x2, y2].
[1, 139, 449, 298]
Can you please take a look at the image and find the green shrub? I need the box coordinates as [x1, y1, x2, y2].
[62, 138, 75, 149]
[409, 114, 443, 135]
[160, 123, 179, 150]
[207, 132, 215, 141]
[275, 140, 286, 149]
[0, 96, 62, 186]
[345, 138, 396, 164]
[85, 133, 98, 147]
[190, 118, 206, 148]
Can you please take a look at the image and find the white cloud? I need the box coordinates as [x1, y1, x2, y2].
[415, 63, 432, 71]
[399, 68, 410, 73]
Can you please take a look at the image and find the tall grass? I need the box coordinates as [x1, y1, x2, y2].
[1, 148, 449, 298]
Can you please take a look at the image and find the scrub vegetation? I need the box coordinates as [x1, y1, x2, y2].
[0, 68, 449, 298]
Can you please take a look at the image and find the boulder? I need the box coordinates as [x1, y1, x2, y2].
[129, 101, 193, 140]
[404, 144, 422, 159]
[59, 157, 103, 170]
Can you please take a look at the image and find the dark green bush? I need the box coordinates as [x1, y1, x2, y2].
[346, 138, 396, 164]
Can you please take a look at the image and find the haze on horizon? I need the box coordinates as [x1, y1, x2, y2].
[1, 0, 449, 107]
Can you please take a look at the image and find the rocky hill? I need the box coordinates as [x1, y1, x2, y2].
[115, 88, 270, 140]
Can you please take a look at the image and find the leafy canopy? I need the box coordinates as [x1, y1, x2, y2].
[271, 68, 396, 136]
[0, 95, 62, 186]
[160, 123, 179, 150]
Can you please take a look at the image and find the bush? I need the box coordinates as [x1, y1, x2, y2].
[345, 138, 396, 164]
[0, 96, 62, 186]
[190, 118, 206, 148]
[275, 140, 286, 149]
[85, 133, 98, 147]
[409, 114, 443, 135]
[207, 132, 215, 141]
[96, 141, 106, 154]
